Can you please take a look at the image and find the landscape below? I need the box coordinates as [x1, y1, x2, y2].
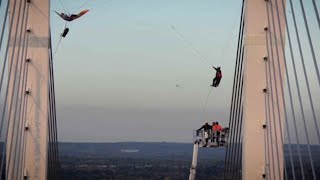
[58, 142, 320, 180]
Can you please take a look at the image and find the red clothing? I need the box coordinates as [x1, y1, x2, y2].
[213, 124, 223, 132]
[217, 72, 222, 78]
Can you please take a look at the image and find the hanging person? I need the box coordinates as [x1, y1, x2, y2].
[61, 28, 69, 37]
[55, 10, 90, 22]
[211, 66, 222, 87]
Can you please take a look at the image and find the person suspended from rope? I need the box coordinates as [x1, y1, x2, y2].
[55, 10, 90, 22]
[61, 28, 69, 38]
[55, 10, 89, 38]
[211, 66, 222, 87]
[197, 122, 212, 147]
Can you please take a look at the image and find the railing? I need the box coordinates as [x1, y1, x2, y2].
[193, 128, 229, 147]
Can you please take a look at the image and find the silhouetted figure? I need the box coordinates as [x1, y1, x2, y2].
[197, 122, 212, 147]
[211, 66, 222, 87]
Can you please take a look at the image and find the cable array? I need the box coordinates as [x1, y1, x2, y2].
[263, 0, 320, 179]
[47, 28, 60, 180]
[224, 0, 320, 179]
[223, 0, 245, 179]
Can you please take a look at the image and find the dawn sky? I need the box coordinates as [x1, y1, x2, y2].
[50, 0, 320, 143]
[51, 0, 242, 142]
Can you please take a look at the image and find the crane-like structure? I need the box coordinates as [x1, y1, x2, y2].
[189, 129, 229, 180]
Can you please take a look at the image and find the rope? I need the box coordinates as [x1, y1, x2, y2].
[70, 0, 97, 13]
[201, 87, 214, 123]
[52, 35, 63, 59]
[170, 25, 212, 67]
[57, 0, 69, 14]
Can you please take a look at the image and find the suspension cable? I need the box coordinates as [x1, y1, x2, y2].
[223, 0, 245, 178]
[0, 0, 26, 177]
[297, 0, 320, 88]
[287, 0, 318, 178]
[311, 0, 320, 31]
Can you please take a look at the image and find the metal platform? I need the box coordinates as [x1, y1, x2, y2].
[189, 128, 229, 180]
[193, 128, 229, 148]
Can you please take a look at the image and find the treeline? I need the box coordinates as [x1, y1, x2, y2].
[60, 156, 225, 180]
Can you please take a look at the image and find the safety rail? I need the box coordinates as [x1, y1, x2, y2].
[193, 128, 229, 147]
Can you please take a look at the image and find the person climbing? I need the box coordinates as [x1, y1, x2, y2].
[213, 122, 223, 146]
[211, 66, 222, 87]
[197, 122, 212, 147]
[55, 10, 89, 22]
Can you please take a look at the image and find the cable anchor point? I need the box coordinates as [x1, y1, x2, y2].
[264, 26, 268, 31]
[263, 88, 268, 93]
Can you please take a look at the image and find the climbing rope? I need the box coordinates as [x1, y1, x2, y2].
[200, 87, 214, 123]
[57, 0, 69, 14]
[170, 25, 213, 67]
[52, 35, 63, 59]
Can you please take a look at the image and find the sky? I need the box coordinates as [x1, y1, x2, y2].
[48, 0, 320, 143]
[50, 0, 242, 142]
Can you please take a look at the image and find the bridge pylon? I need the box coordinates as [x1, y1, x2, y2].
[6, 0, 51, 179]
[242, 0, 286, 179]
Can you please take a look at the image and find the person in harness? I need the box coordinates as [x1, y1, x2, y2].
[211, 66, 222, 87]
[197, 122, 212, 147]
[55, 10, 90, 38]
[55, 10, 90, 22]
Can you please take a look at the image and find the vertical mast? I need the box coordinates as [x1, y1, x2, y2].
[242, 0, 286, 179]
[7, 0, 50, 179]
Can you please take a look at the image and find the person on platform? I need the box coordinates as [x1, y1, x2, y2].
[197, 122, 212, 147]
[213, 122, 223, 145]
